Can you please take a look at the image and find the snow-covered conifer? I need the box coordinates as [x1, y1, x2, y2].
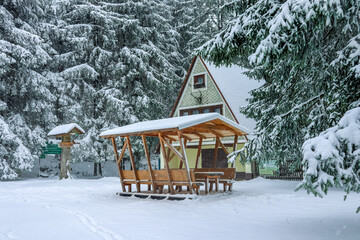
[199, 0, 360, 170]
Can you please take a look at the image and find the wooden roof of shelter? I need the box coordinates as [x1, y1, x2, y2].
[99, 113, 248, 140]
[48, 123, 85, 137]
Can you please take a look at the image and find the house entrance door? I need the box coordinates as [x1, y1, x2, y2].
[201, 149, 228, 168]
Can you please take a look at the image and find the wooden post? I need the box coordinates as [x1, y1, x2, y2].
[231, 135, 238, 168]
[213, 137, 219, 168]
[195, 138, 203, 169]
[177, 131, 193, 194]
[166, 140, 172, 162]
[179, 139, 188, 169]
[141, 135, 156, 193]
[158, 134, 175, 194]
[111, 137, 127, 192]
[125, 136, 140, 193]
[60, 135, 71, 179]
[217, 137, 229, 155]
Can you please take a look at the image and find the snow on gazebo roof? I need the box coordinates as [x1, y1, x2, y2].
[99, 113, 249, 139]
[48, 123, 85, 137]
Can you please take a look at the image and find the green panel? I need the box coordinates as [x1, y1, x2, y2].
[41, 143, 62, 155]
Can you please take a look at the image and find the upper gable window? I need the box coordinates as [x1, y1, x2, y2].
[193, 74, 205, 89]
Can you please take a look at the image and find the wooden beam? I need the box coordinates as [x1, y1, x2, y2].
[111, 137, 126, 192]
[200, 123, 236, 132]
[166, 139, 172, 162]
[232, 135, 238, 168]
[177, 131, 193, 194]
[179, 138, 188, 169]
[187, 127, 225, 137]
[213, 137, 219, 168]
[158, 133, 175, 194]
[141, 135, 156, 193]
[159, 136, 184, 162]
[164, 135, 177, 142]
[125, 136, 140, 193]
[190, 132, 207, 139]
[116, 141, 128, 165]
[195, 138, 203, 169]
[217, 137, 230, 156]
[181, 134, 192, 142]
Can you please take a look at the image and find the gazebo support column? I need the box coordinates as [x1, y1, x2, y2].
[141, 135, 156, 193]
[195, 138, 203, 169]
[177, 131, 193, 194]
[213, 137, 219, 168]
[231, 135, 238, 168]
[179, 139, 188, 169]
[111, 137, 127, 192]
[125, 136, 140, 193]
[158, 134, 175, 194]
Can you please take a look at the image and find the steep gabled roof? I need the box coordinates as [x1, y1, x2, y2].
[170, 56, 263, 133]
[205, 60, 264, 132]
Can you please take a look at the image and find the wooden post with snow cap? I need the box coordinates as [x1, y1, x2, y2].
[47, 123, 85, 180]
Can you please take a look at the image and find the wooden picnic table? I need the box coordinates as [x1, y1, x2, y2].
[194, 172, 224, 194]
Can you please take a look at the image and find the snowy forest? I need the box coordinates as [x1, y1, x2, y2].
[0, 0, 240, 179]
[0, 0, 359, 204]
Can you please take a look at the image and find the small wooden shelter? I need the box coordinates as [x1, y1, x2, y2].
[99, 113, 248, 196]
[48, 123, 85, 179]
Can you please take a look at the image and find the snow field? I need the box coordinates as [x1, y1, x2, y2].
[0, 177, 358, 240]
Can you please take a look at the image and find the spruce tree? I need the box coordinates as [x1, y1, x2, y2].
[199, 0, 360, 171]
[0, 0, 55, 179]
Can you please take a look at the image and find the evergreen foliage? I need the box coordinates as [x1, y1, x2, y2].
[199, 0, 360, 171]
[0, 0, 236, 179]
[0, 0, 53, 179]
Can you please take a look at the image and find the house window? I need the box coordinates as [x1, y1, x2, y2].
[180, 104, 223, 116]
[192, 109, 200, 115]
[202, 108, 210, 113]
[194, 74, 205, 89]
[213, 106, 222, 114]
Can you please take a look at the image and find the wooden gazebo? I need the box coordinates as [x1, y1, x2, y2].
[99, 113, 248, 197]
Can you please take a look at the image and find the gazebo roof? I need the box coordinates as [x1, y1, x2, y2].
[48, 123, 85, 137]
[99, 113, 248, 140]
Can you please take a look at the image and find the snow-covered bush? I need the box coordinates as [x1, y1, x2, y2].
[297, 107, 360, 212]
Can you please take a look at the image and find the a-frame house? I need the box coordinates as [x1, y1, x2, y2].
[161, 56, 262, 180]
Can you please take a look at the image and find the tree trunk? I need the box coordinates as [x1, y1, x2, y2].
[93, 162, 98, 176]
[98, 162, 102, 176]
[93, 162, 103, 176]
[251, 161, 259, 178]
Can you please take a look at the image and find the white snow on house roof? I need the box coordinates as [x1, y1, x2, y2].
[48, 123, 85, 137]
[205, 60, 264, 133]
[99, 113, 249, 137]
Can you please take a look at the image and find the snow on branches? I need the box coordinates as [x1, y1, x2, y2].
[297, 107, 360, 206]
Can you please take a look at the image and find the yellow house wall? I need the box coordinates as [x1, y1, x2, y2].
[160, 143, 251, 173]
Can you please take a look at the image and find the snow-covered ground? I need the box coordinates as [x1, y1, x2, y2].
[0, 177, 358, 240]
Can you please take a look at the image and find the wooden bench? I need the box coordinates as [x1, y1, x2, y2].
[193, 168, 236, 192]
[121, 169, 203, 194]
[122, 170, 152, 192]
